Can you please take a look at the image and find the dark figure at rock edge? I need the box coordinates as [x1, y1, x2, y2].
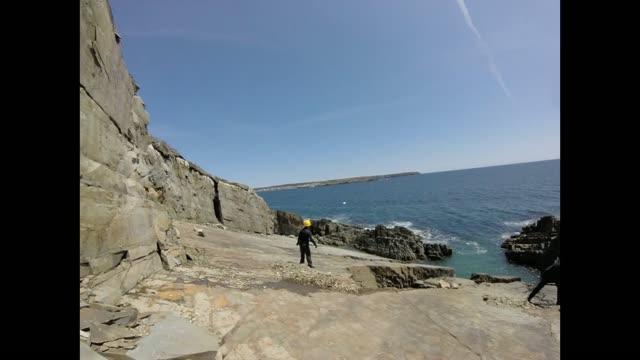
[528, 257, 560, 305]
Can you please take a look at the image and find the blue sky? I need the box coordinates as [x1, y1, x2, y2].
[110, 0, 559, 188]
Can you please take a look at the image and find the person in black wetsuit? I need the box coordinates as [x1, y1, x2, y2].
[296, 219, 318, 268]
[528, 257, 560, 305]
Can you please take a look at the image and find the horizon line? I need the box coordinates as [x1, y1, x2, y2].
[417, 158, 559, 177]
[254, 158, 559, 189]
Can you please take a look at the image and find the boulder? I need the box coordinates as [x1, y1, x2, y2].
[157, 225, 187, 270]
[424, 243, 453, 260]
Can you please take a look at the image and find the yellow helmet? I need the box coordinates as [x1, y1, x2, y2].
[303, 219, 312, 227]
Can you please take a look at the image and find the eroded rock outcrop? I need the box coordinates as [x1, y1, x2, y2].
[309, 218, 367, 246]
[501, 215, 560, 270]
[353, 225, 426, 261]
[306, 219, 454, 261]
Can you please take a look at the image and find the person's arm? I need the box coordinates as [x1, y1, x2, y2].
[310, 233, 318, 248]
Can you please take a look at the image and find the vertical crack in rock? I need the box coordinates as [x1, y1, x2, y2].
[213, 180, 224, 224]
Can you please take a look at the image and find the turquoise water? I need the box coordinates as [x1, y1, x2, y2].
[260, 159, 560, 284]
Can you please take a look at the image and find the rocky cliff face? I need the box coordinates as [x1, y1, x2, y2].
[80, 0, 274, 303]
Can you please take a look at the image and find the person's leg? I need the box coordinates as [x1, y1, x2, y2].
[545, 265, 560, 305]
[299, 246, 305, 264]
[528, 279, 547, 302]
[306, 246, 313, 267]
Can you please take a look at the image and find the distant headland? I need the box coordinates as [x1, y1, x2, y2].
[255, 172, 421, 192]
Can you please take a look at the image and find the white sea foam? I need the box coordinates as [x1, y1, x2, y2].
[503, 219, 536, 228]
[500, 232, 519, 240]
[424, 229, 459, 245]
[356, 218, 489, 255]
[387, 220, 414, 228]
[457, 240, 488, 255]
[326, 214, 352, 224]
[385, 221, 427, 238]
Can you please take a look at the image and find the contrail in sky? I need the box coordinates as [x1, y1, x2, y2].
[455, 0, 511, 98]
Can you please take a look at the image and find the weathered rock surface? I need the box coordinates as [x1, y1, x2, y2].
[126, 313, 219, 360]
[273, 262, 360, 293]
[80, 0, 275, 301]
[81, 306, 132, 330]
[412, 278, 461, 289]
[349, 263, 455, 289]
[90, 323, 139, 345]
[353, 225, 426, 261]
[424, 242, 453, 260]
[81, 342, 108, 360]
[471, 273, 522, 284]
[81, 302, 141, 330]
[79, 300, 166, 357]
[109, 221, 559, 360]
[501, 215, 560, 269]
[87, 252, 163, 304]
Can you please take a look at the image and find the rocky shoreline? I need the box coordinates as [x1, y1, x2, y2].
[280, 211, 562, 273]
[501, 215, 560, 270]
[274, 211, 454, 262]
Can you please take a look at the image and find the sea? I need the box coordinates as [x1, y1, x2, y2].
[259, 159, 560, 284]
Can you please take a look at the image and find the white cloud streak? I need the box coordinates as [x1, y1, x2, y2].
[455, 0, 511, 98]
